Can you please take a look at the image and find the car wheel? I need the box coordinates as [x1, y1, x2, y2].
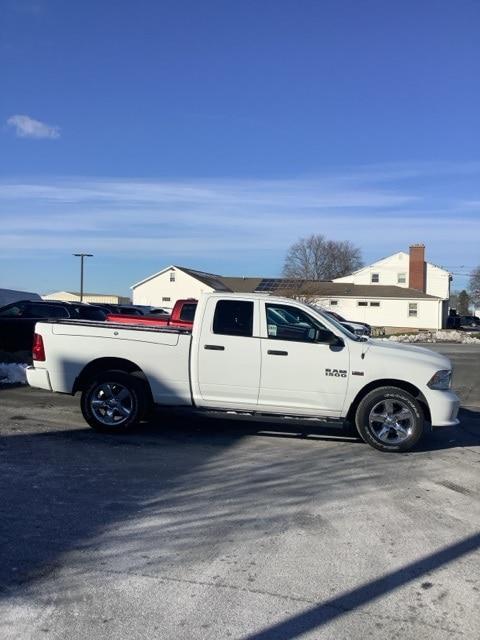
[355, 386, 424, 452]
[81, 370, 148, 432]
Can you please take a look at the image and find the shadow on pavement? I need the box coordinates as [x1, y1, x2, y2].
[1, 404, 478, 603]
[241, 531, 480, 640]
[415, 407, 480, 452]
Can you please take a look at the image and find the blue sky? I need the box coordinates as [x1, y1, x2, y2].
[1, 0, 479, 296]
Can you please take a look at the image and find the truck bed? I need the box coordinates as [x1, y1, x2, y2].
[31, 319, 194, 406]
[43, 318, 192, 335]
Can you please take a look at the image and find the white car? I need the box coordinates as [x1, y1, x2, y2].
[26, 292, 459, 453]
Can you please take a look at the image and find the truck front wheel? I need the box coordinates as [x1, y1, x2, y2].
[81, 370, 148, 432]
[355, 386, 425, 452]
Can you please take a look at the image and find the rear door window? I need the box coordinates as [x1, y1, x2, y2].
[213, 300, 253, 337]
[179, 303, 197, 322]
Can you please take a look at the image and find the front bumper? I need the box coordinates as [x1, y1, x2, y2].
[26, 366, 52, 391]
[427, 389, 460, 428]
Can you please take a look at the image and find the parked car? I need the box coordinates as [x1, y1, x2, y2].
[0, 300, 106, 352]
[0, 288, 41, 307]
[27, 292, 459, 453]
[95, 304, 145, 316]
[147, 307, 171, 316]
[322, 309, 372, 337]
[106, 299, 197, 330]
[459, 315, 480, 328]
[446, 312, 461, 330]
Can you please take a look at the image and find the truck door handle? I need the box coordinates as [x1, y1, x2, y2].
[267, 350, 288, 356]
[204, 344, 225, 351]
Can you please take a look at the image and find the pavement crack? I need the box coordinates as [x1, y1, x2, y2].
[97, 567, 464, 635]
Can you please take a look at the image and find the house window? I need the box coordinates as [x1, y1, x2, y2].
[370, 302, 380, 307]
[409, 303, 418, 317]
[162, 297, 171, 302]
[169, 271, 175, 282]
[358, 301, 368, 307]
[330, 300, 338, 306]
[397, 272, 406, 284]
[371, 273, 379, 283]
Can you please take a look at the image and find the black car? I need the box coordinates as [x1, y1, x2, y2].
[95, 304, 146, 316]
[0, 300, 106, 352]
[460, 315, 480, 328]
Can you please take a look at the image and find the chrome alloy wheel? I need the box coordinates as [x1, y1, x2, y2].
[368, 398, 415, 444]
[89, 382, 134, 426]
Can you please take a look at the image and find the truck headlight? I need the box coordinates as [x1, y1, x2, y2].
[427, 370, 452, 390]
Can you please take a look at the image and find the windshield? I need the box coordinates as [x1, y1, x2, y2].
[307, 304, 366, 342]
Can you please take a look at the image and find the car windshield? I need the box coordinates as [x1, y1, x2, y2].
[308, 305, 366, 341]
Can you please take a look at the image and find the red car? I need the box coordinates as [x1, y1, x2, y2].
[106, 299, 197, 330]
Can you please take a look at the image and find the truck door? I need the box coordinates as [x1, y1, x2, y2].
[196, 298, 261, 407]
[258, 302, 350, 416]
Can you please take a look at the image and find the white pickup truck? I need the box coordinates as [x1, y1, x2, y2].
[26, 292, 460, 452]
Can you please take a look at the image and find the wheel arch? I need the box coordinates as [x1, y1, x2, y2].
[73, 357, 152, 401]
[346, 379, 431, 425]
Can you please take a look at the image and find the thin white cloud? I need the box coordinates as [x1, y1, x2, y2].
[0, 167, 478, 286]
[6, 114, 60, 139]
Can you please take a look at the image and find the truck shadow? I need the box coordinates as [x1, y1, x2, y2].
[143, 405, 480, 453]
[1, 398, 478, 613]
[414, 407, 480, 452]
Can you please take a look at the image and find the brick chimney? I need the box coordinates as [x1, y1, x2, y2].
[409, 244, 426, 292]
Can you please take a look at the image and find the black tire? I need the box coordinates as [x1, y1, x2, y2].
[355, 386, 425, 452]
[81, 370, 149, 433]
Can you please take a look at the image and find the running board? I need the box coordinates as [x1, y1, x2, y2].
[200, 408, 346, 427]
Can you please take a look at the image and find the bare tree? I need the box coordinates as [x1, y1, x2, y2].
[457, 290, 471, 316]
[470, 266, 480, 309]
[282, 234, 362, 280]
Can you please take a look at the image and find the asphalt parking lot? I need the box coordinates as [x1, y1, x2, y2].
[1, 344, 479, 640]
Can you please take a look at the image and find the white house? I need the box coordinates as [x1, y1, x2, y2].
[132, 265, 445, 329]
[309, 284, 444, 330]
[131, 266, 262, 309]
[334, 244, 451, 300]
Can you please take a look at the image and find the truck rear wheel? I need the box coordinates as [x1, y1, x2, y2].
[81, 370, 148, 432]
[355, 386, 424, 452]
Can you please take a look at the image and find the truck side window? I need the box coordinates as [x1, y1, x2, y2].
[180, 303, 196, 322]
[266, 303, 329, 343]
[213, 301, 253, 337]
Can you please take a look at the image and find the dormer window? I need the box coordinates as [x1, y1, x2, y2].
[170, 271, 175, 282]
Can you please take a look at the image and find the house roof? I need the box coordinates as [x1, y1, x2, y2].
[179, 267, 232, 291]
[247, 279, 439, 299]
[220, 276, 264, 292]
[131, 266, 441, 300]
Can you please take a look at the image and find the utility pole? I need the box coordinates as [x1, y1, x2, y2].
[73, 253, 93, 302]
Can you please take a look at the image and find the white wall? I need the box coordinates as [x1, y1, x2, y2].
[132, 267, 214, 308]
[425, 263, 451, 300]
[43, 292, 129, 304]
[43, 291, 81, 302]
[334, 252, 450, 300]
[316, 296, 443, 329]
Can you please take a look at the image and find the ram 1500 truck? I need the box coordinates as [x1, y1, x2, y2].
[26, 293, 460, 452]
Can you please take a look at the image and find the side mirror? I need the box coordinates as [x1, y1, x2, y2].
[315, 329, 344, 347]
[328, 334, 345, 348]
